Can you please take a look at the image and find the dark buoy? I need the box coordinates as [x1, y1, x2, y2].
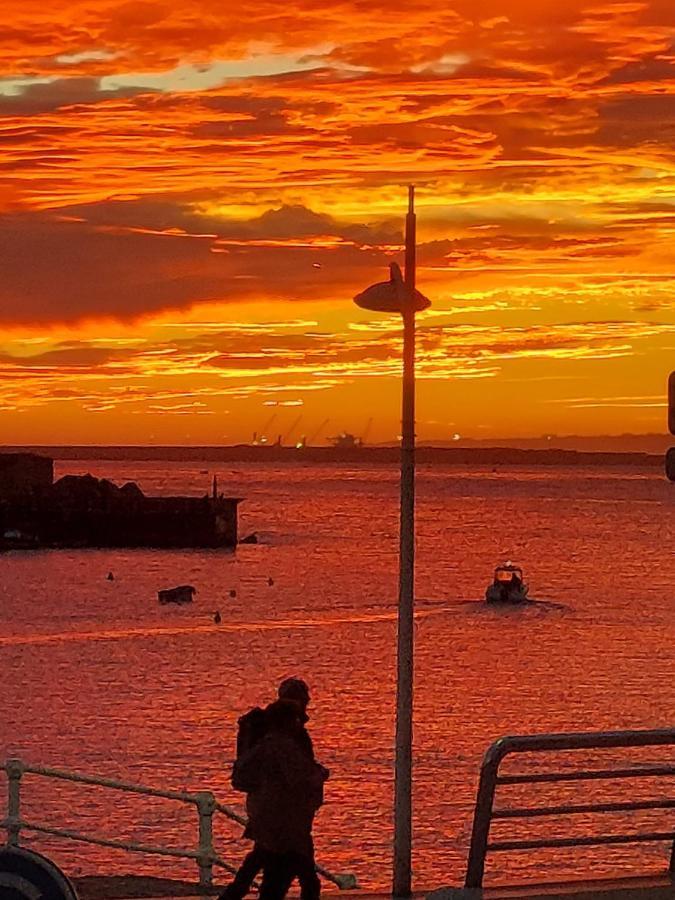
[158, 585, 196, 604]
[267, 577, 274, 587]
[214, 610, 222, 624]
[107, 572, 114, 581]
[229, 588, 237, 598]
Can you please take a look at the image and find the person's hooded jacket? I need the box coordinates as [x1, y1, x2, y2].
[232, 701, 327, 855]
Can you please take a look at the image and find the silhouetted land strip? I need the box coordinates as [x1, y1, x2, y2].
[2, 445, 664, 468]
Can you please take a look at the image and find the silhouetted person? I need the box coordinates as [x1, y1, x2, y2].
[233, 700, 326, 900]
[278, 676, 310, 709]
[279, 679, 330, 805]
[218, 680, 327, 900]
[214, 611, 222, 624]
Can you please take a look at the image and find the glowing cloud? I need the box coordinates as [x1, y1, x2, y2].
[0, 0, 673, 441]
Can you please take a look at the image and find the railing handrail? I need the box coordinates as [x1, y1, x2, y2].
[0, 756, 358, 891]
[465, 727, 675, 889]
[1, 760, 207, 806]
[483, 728, 675, 764]
[6, 818, 240, 873]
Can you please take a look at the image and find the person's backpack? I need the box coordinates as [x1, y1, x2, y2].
[236, 706, 268, 758]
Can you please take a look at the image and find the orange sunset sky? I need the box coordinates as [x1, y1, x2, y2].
[1, 0, 674, 445]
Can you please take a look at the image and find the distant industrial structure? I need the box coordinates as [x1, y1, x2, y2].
[0, 453, 240, 550]
[250, 415, 374, 450]
[328, 419, 373, 450]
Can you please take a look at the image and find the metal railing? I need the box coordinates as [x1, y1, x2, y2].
[0, 758, 357, 891]
[465, 728, 675, 889]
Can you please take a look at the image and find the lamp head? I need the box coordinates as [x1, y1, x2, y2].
[354, 263, 430, 314]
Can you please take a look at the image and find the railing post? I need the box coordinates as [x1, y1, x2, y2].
[196, 791, 216, 889]
[465, 743, 507, 889]
[6, 758, 24, 846]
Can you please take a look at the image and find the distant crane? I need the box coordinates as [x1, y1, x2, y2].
[255, 413, 277, 445]
[283, 415, 303, 446]
[299, 418, 329, 448]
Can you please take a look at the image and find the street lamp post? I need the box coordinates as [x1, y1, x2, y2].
[354, 186, 430, 898]
[667, 371, 675, 481]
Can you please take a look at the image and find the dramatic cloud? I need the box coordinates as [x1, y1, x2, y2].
[0, 76, 150, 115]
[0, 0, 673, 440]
[0, 204, 402, 323]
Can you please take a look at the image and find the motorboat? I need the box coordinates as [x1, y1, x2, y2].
[485, 563, 529, 604]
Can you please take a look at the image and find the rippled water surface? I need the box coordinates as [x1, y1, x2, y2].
[1, 460, 673, 890]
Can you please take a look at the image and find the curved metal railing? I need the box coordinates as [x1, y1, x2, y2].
[465, 728, 675, 889]
[0, 758, 358, 891]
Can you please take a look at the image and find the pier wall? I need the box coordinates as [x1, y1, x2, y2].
[0, 455, 240, 549]
[0, 453, 53, 499]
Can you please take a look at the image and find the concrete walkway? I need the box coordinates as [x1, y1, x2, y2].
[429, 874, 675, 900]
[71, 875, 675, 900]
[72, 875, 212, 898]
[70, 878, 422, 900]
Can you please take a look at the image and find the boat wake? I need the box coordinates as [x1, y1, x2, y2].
[435, 597, 570, 614]
[0, 605, 452, 648]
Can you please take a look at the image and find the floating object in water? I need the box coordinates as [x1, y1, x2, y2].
[240, 533, 258, 544]
[107, 572, 114, 581]
[485, 563, 529, 605]
[214, 610, 222, 624]
[267, 577, 274, 587]
[158, 585, 196, 604]
[229, 588, 237, 598]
